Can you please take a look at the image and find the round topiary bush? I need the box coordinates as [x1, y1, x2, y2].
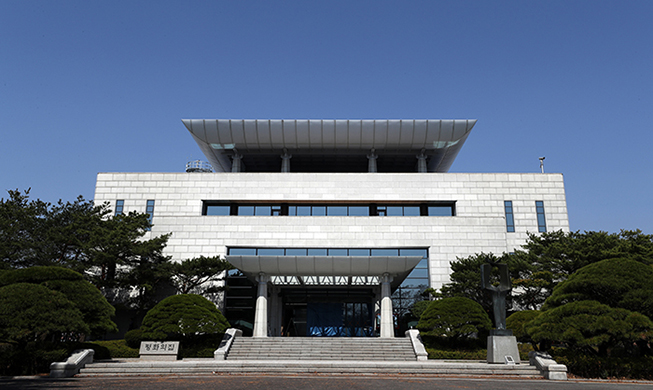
[0, 283, 89, 343]
[544, 258, 653, 319]
[124, 329, 143, 349]
[0, 266, 117, 336]
[140, 294, 230, 341]
[417, 297, 492, 343]
[526, 300, 653, 357]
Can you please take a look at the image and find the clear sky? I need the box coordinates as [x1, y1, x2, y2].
[1, 1, 651, 233]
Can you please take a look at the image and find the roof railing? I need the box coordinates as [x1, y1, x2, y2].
[185, 160, 213, 173]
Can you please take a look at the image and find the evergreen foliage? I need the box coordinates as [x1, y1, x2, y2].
[0, 283, 89, 343]
[506, 310, 540, 345]
[0, 189, 173, 314]
[124, 328, 143, 349]
[508, 230, 653, 309]
[0, 266, 117, 335]
[410, 299, 431, 320]
[140, 294, 230, 341]
[417, 297, 491, 341]
[526, 300, 653, 357]
[543, 258, 653, 320]
[437, 230, 653, 311]
[170, 255, 233, 294]
[437, 253, 500, 313]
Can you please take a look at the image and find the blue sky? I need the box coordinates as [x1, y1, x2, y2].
[1, 1, 651, 233]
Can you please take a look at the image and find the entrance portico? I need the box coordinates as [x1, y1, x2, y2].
[226, 255, 423, 338]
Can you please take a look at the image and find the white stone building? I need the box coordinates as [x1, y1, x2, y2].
[94, 119, 569, 338]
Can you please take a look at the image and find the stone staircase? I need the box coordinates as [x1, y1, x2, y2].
[76, 336, 547, 378]
[226, 337, 417, 361]
[77, 359, 544, 378]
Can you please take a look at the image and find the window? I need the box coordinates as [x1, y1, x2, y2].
[115, 200, 124, 216]
[203, 201, 455, 216]
[205, 204, 230, 215]
[145, 200, 155, 231]
[504, 201, 515, 232]
[536, 201, 546, 232]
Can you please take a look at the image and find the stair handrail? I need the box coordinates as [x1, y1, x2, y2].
[50, 349, 95, 378]
[215, 328, 243, 360]
[405, 329, 428, 361]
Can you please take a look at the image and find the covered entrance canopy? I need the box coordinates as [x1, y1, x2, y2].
[226, 255, 423, 289]
[225, 255, 424, 338]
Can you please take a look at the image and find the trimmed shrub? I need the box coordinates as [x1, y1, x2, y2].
[544, 258, 653, 320]
[552, 349, 653, 380]
[410, 300, 431, 320]
[0, 265, 83, 286]
[526, 300, 653, 357]
[0, 266, 117, 335]
[425, 347, 486, 360]
[417, 297, 491, 348]
[124, 328, 143, 349]
[506, 310, 540, 343]
[0, 283, 89, 343]
[140, 294, 230, 341]
[92, 340, 138, 359]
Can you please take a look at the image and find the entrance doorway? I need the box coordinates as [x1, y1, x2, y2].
[281, 288, 374, 337]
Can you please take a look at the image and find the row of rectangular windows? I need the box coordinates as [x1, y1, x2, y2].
[203, 202, 455, 217]
[116, 199, 547, 233]
[504, 200, 547, 233]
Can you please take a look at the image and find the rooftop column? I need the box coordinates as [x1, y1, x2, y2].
[253, 273, 269, 337]
[367, 149, 378, 173]
[380, 273, 394, 338]
[231, 152, 243, 172]
[416, 149, 428, 173]
[280, 148, 292, 172]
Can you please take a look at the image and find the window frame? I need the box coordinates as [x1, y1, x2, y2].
[115, 200, 124, 216]
[504, 200, 515, 232]
[145, 200, 155, 231]
[536, 200, 547, 233]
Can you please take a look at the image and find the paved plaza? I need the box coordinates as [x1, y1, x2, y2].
[2, 375, 653, 390]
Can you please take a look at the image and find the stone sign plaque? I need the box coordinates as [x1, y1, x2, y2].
[139, 341, 180, 361]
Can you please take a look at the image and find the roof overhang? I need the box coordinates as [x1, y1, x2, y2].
[183, 119, 476, 173]
[226, 255, 423, 289]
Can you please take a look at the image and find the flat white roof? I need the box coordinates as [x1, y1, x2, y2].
[183, 119, 476, 173]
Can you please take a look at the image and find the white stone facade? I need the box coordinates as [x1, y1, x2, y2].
[94, 171, 569, 291]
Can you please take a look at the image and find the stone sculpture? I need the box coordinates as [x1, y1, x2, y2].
[480, 261, 511, 334]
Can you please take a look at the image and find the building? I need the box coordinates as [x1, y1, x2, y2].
[94, 119, 569, 338]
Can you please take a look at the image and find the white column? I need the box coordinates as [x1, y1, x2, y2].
[416, 149, 428, 173]
[367, 148, 378, 172]
[280, 148, 292, 172]
[231, 152, 242, 172]
[253, 273, 269, 337]
[380, 273, 394, 338]
[269, 286, 282, 336]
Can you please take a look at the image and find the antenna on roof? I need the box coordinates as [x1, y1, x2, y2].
[539, 157, 545, 173]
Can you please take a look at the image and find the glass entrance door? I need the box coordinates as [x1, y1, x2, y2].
[281, 288, 374, 337]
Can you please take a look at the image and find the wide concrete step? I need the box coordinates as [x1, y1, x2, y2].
[77, 359, 544, 378]
[226, 337, 416, 361]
